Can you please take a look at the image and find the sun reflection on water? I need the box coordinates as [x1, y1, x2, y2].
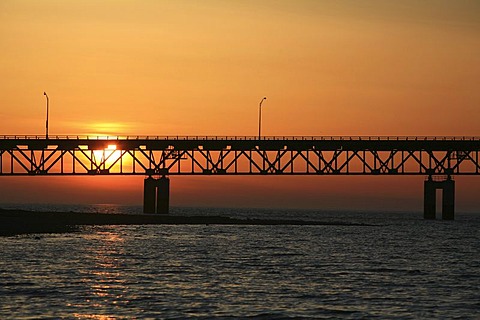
[78, 228, 130, 318]
[73, 313, 117, 320]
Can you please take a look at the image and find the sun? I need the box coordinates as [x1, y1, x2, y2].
[92, 145, 121, 169]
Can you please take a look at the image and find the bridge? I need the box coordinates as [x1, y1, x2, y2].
[2, 135, 480, 220]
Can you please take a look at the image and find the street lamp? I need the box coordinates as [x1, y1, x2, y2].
[258, 97, 267, 140]
[44, 92, 49, 139]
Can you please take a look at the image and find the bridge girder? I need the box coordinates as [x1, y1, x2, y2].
[0, 137, 479, 176]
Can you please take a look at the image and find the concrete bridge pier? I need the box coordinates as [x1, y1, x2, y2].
[143, 177, 157, 214]
[143, 176, 170, 214]
[156, 176, 170, 214]
[442, 179, 455, 220]
[423, 177, 455, 220]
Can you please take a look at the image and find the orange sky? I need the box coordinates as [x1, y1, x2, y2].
[1, 1, 479, 211]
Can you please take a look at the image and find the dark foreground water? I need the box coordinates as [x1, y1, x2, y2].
[0, 205, 479, 319]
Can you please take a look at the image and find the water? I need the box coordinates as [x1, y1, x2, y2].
[1, 205, 479, 319]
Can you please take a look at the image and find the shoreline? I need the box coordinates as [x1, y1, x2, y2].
[0, 208, 372, 236]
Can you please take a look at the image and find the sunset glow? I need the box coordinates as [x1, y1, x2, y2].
[1, 1, 479, 210]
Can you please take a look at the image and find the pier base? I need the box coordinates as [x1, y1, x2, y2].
[143, 176, 170, 214]
[423, 177, 455, 220]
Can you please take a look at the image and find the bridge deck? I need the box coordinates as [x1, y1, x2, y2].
[1, 136, 479, 176]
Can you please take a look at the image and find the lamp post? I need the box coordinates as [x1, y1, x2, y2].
[44, 92, 49, 139]
[258, 97, 266, 140]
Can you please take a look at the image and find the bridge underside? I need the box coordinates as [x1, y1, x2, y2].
[1, 136, 479, 219]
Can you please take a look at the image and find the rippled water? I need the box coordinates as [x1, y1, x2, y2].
[1, 206, 479, 319]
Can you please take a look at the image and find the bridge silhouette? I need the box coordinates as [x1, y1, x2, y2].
[2, 135, 480, 220]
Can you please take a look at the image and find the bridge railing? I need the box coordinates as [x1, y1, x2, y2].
[0, 135, 480, 141]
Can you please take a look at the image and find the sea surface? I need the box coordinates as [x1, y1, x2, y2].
[0, 205, 479, 319]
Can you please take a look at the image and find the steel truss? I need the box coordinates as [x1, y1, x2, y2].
[1, 137, 480, 176]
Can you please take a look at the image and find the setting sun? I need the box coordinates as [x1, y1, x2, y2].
[92, 144, 120, 170]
